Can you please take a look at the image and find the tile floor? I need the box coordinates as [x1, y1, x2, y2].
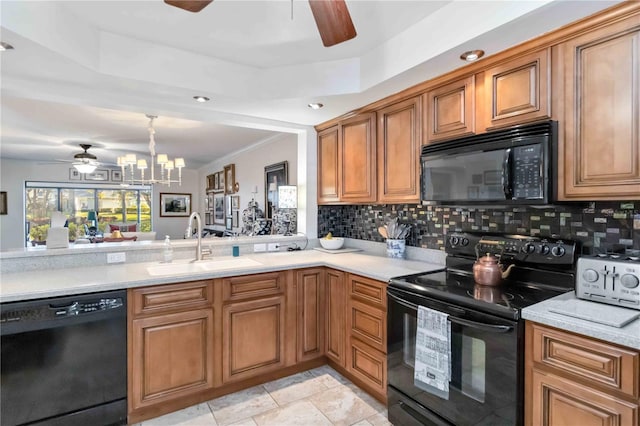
[133, 365, 391, 426]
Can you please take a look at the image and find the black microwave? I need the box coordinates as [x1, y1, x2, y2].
[421, 120, 557, 205]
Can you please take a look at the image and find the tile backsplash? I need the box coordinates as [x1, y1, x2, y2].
[318, 202, 640, 255]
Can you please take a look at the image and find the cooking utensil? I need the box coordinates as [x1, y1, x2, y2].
[378, 226, 388, 239]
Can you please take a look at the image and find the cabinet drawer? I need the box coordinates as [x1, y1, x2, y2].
[222, 271, 285, 302]
[348, 274, 387, 309]
[132, 280, 213, 316]
[531, 323, 639, 398]
[531, 369, 638, 426]
[348, 337, 387, 397]
[349, 299, 386, 352]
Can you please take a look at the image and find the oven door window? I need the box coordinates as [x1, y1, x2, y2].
[388, 290, 520, 425]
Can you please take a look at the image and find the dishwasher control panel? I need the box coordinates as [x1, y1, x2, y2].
[1, 297, 125, 323]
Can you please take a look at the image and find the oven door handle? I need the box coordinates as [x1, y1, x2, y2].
[388, 291, 514, 333]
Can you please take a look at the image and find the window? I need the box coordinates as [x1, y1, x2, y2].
[25, 182, 152, 245]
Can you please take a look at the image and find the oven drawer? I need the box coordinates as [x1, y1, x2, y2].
[530, 323, 639, 399]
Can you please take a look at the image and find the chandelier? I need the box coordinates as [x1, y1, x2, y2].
[117, 115, 185, 186]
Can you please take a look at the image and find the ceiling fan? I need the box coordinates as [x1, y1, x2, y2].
[164, 0, 357, 47]
[38, 144, 116, 173]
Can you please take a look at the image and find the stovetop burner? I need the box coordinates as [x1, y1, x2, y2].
[389, 232, 578, 320]
[391, 269, 570, 319]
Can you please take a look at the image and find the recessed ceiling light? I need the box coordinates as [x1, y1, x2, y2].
[0, 42, 15, 51]
[193, 96, 210, 103]
[308, 103, 324, 110]
[460, 50, 485, 62]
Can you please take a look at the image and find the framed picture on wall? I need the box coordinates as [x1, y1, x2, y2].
[69, 168, 82, 181]
[111, 170, 123, 182]
[160, 193, 191, 217]
[84, 169, 109, 181]
[213, 192, 225, 225]
[264, 161, 288, 219]
[224, 164, 235, 194]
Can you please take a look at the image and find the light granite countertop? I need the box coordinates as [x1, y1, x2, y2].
[522, 291, 640, 350]
[0, 249, 445, 303]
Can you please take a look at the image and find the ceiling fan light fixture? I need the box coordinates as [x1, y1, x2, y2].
[460, 50, 485, 62]
[74, 162, 97, 174]
[308, 103, 324, 110]
[193, 96, 210, 103]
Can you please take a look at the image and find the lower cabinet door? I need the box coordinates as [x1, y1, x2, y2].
[347, 337, 387, 398]
[296, 268, 326, 362]
[130, 309, 215, 410]
[222, 295, 286, 383]
[326, 269, 346, 366]
[531, 369, 638, 426]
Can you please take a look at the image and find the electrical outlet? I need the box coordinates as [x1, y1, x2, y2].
[107, 252, 126, 263]
[267, 243, 279, 251]
[253, 243, 267, 252]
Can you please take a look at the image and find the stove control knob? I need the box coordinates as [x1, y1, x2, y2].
[461, 238, 469, 246]
[582, 269, 599, 283]
[551, 246, 566, 257]
[539, 245, 550, 255]
[621, 274, 640, 289]
[522, 243, 536, 254]
[450, 236, 459, 246]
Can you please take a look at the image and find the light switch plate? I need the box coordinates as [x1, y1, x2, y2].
[107, 252, 126, 263]
[253, 243, 267, 252]
[267, 243, 279, 251]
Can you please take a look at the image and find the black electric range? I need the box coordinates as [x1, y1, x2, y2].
[390, 232, 577, 320]
[387, 232, 578, 426]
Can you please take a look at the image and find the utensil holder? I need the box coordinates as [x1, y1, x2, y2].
[386, 239, 406, 259]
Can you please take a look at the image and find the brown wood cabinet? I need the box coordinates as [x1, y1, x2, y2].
[340, 113, 377, 203]
[325, 268, 346, 366]
[317, 125, 340, 204]
[295, 268, 326, 362]
[484, 48, 550, 130]
[425, 76, 475, 143]
[128, 281, 215, 414]
[376, 96, 422, 203]
[525, 322, 640, 426]
[221, 272, 288, 383]
[317, 113, 377, 204]
[346, 274, 388, 402]
[554, 11, 640, 200]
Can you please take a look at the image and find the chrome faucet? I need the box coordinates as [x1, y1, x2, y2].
[187, 212, 203, 261]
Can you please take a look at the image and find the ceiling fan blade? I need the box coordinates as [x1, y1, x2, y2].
[308, 0, 356, 47]
[164, 0, 213, 13]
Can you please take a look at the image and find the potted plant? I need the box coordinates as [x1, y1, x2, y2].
[29, 224, 49, 246]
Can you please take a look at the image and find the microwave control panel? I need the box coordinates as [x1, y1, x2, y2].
[512, 144, 543, 200]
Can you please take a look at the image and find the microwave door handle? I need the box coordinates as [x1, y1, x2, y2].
[502, 148, 513, 199]
[388, 292, 513, 333]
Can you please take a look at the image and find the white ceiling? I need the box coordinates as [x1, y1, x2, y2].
[0, 0, 623, 168]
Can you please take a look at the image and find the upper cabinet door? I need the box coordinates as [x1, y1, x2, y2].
[425, 76, 475, 143]
[317, 125, 340, 204]
[377, 96, 422, 204]
[484, 49, 550, 130]
[340, 113, 377, 203]
[555, 13, 640, 200]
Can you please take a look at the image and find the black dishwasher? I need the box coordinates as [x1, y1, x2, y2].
[1, 290, 127, 426]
